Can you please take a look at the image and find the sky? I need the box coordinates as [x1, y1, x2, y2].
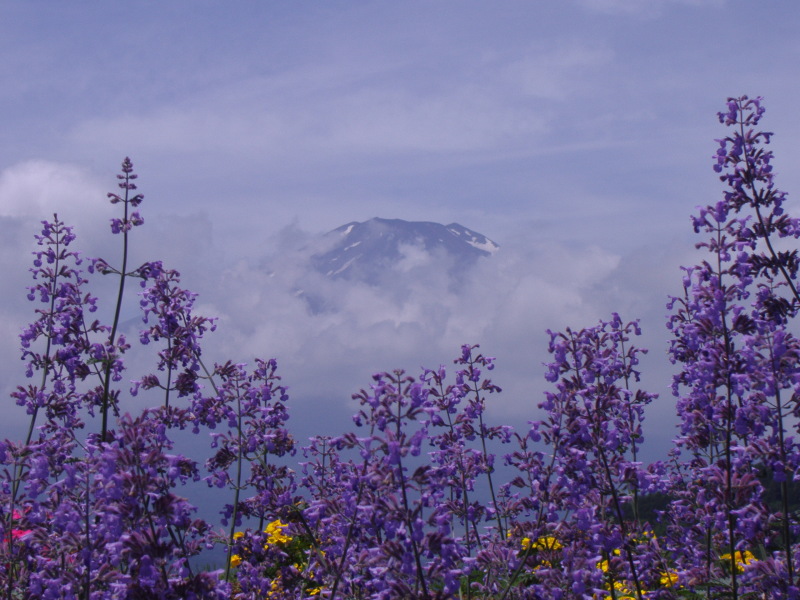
[1, 0, 800, 462]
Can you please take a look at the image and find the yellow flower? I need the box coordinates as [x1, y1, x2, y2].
[535, 536, 562, 551]
[597, 549, 621, 573]
[264, 519, 291, 546]
[600, 579, 640, 600]
[230, 531, 247, 568]
[532, 559, 552, 572]
[720, 550, 756, 573]
[266, 578, 282, 598]
[660, 571, 679, 587]
[521, 535, 562, 551]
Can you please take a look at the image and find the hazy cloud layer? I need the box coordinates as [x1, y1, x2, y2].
[0, 164, 685, 456]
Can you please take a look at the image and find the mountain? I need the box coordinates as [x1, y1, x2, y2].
[309, 218, 499, 285]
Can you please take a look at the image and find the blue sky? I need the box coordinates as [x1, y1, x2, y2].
[1, 1, 799, 456]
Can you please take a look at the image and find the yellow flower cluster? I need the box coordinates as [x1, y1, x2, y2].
[230, 531, 246, 568]
[521, 535, 563, 552]
[596, 548, 621, 574]
[513, 535, 562, 573]
[601, 581, 637, 600]
[597, 546, 680, 599]
[511, 530, 691, 599]
[659, 571, 679, 587]
[597, 558, 641, 600]
[264, 519, 291, 546]
[303, 568, 322, 596]
[229, 520, 292, 569]
[229, 519, 324, 598]
[720, 550, 756, 573]
[520, 533, 562, 550]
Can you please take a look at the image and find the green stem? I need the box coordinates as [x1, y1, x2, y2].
[224, 388, 244, 582]
[101, 179, 131, 441]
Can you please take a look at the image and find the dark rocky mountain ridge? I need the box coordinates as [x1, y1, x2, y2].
[310, 217, 499, 285]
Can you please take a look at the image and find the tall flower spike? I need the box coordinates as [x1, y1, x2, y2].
[714, 96, 800, 322]
[13, 215, 106, 439]
[97, 158, 146, 439]
[107, 156, 144, 234]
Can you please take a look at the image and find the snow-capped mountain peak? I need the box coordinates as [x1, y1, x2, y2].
[310, 217, 498, 284]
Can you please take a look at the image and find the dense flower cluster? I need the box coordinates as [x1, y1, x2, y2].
[665, 96, 800, 599]
[1, 98, 799, 599]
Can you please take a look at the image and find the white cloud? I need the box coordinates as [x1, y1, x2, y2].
[0, 168, 709, 463]
[0, 160, 104, 222]
[183, 226, 631, 432]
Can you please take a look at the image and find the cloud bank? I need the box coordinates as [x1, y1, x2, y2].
[0, 161, 687, 459]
